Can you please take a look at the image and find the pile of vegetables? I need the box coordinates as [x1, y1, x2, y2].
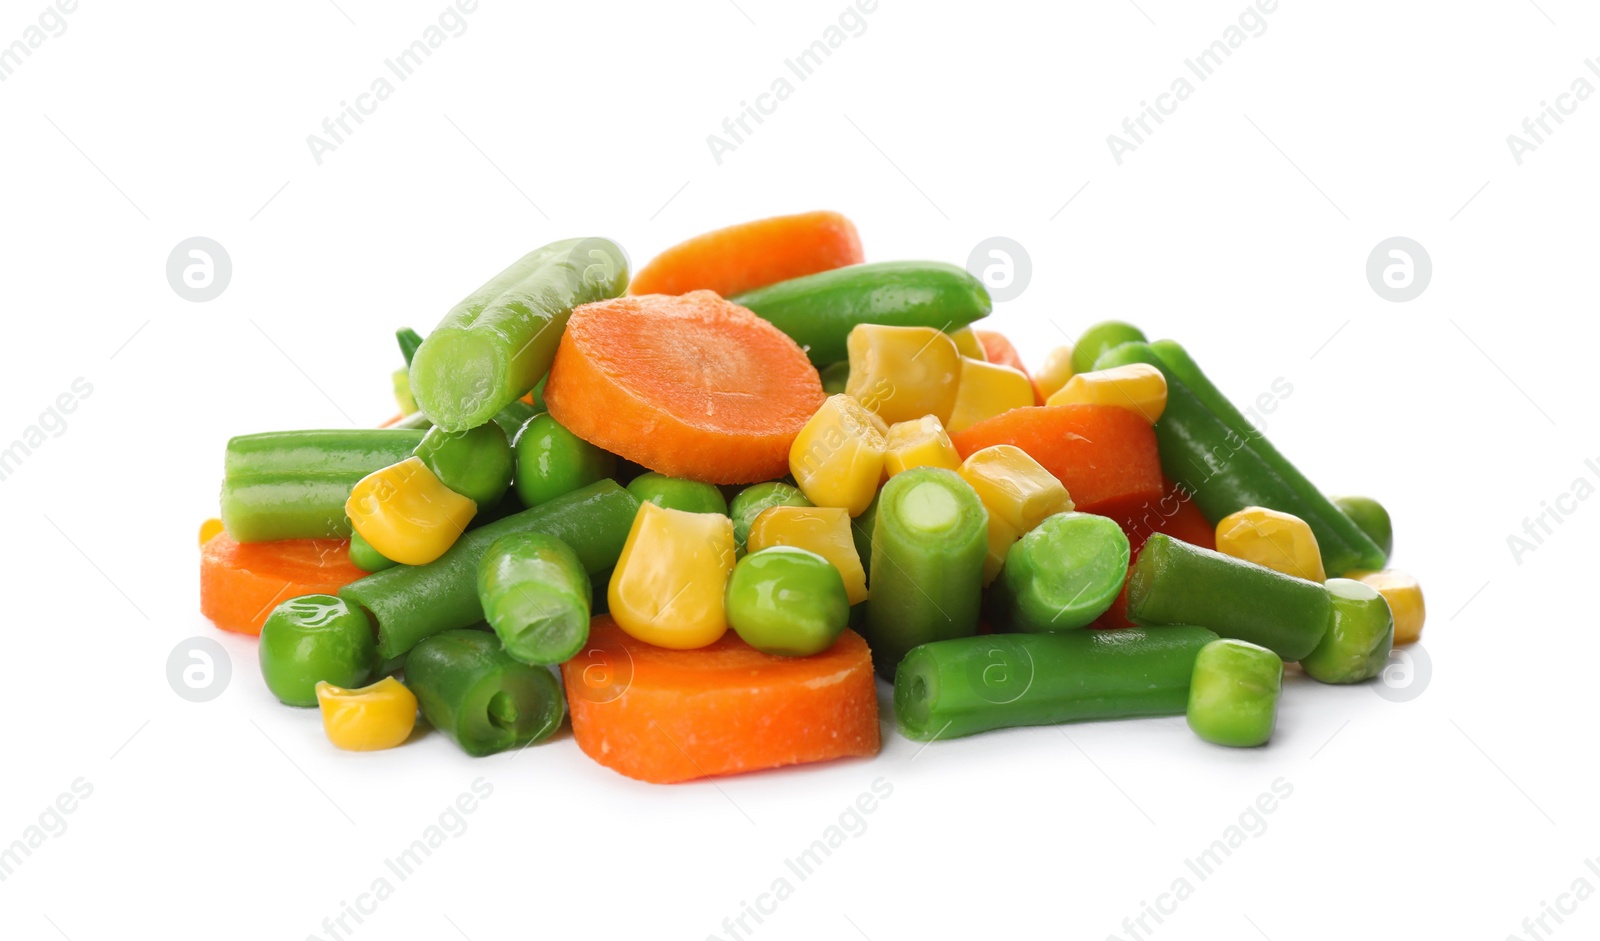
[199, 210, 1427, 782]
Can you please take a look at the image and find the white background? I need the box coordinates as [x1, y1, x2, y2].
[0, 1, 1593, 938]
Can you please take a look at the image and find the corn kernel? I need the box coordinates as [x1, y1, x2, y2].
[1215, 506, 1326, 582]
[1047, 362, 1168, 422]
[844, 324, 963, 425]
[789, 394, 888, 517]
[1034, 345, 1076, 400]
[949, 327, 987, 361]
[883, 415, 961, 477]
[346, 457, 477, 566]
[609, 502, 736, 649]
[947, 358, 1035, 433]
[316, 677, 418, 751]
[199, 518, 224, 545]
[959, 445, 1074, 532]
[747, 505, 869, 605]
[1346, 569, 1425, 644]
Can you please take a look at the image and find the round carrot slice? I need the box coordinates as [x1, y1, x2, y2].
[545, 291, 825, 484]
[200, 533, 367, 636]
[628, 210, 863, 298]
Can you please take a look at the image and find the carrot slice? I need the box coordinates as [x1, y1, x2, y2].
[629, 211, 863, 298]
[1116, 479, 1217, 553]
[973, 330, 1044, 405]
[950, 405, 1163, 520]
[200, 533, 367, 636]
[544, 291, 825, 484]
[563, 616, 879, 784]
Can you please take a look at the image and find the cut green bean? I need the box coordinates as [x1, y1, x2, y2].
[894, 626, 1219, 740]
[477, 532, 592, 665]
[1300, 578, 1394, 684]
[1148, 339, 1386, 573]
[863, 467, 987, 679]
[1187, 638, 1283, 747]
[340, 479, 638, 661]
[221, 429, 425, 541]
[1126, 533, 1331, 661]
[410, 238, 628, 432]
[406, 629, 565, 756]
[987, 512, 1129, 632]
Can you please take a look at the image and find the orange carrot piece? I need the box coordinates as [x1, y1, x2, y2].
[544, 291, 825, 484]
[563, 616, 879, 784]
[200, 533, 367, 636]
[974, 329, 1044, 405]
[1116, 479, 1217, 553]
[629, 211, 864, 298]
[950, 405, 1163, 520]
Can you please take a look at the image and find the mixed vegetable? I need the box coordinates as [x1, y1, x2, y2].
[199, 210, 1427, 784]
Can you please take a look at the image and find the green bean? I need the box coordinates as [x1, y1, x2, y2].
[863, 467, 987, 679]
[406, 629, 565, 756]
[477, 532, 592, 665]
[340, 479, 638, 660]
[410, 238, 628, 432]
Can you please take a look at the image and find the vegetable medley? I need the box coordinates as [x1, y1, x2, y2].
[199, 210, 1427, 782]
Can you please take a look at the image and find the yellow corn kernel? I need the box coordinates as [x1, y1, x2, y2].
[949, 327, 987, 361]
[947, 358, 1035, 434]
[789, 394, 888, 517]
[199, 518, 224, 545]
[981, 512, 1024, 587]
[316, 677, 418, 751]
[844, 324, 963, 425]
[1047, 363, 1168, 422]
[883, 415, 961, 477]
[958, 445, 1074, 532]
[1346, 569, 1425, 644]
[609, 502, 736, 649]
[747, 505, 869, 605]
[345, 456, 477, 566]
[1215, 506, 1326, 582]
[1034, 345, 1076, 400]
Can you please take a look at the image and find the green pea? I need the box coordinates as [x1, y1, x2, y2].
[729, 481, 812, 555]
[348, 529, 396, 573]
[1334, 495, 1394, 562]
[627, 473, 728, 515]
[1076, 320, 1147, 374]
[1187, 638, 1282, 747]
[258, 594, 376, 706]
[511, 413, 617, 507]
[1301, 578, 1394, 684]
[726, 547, 849, 657]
